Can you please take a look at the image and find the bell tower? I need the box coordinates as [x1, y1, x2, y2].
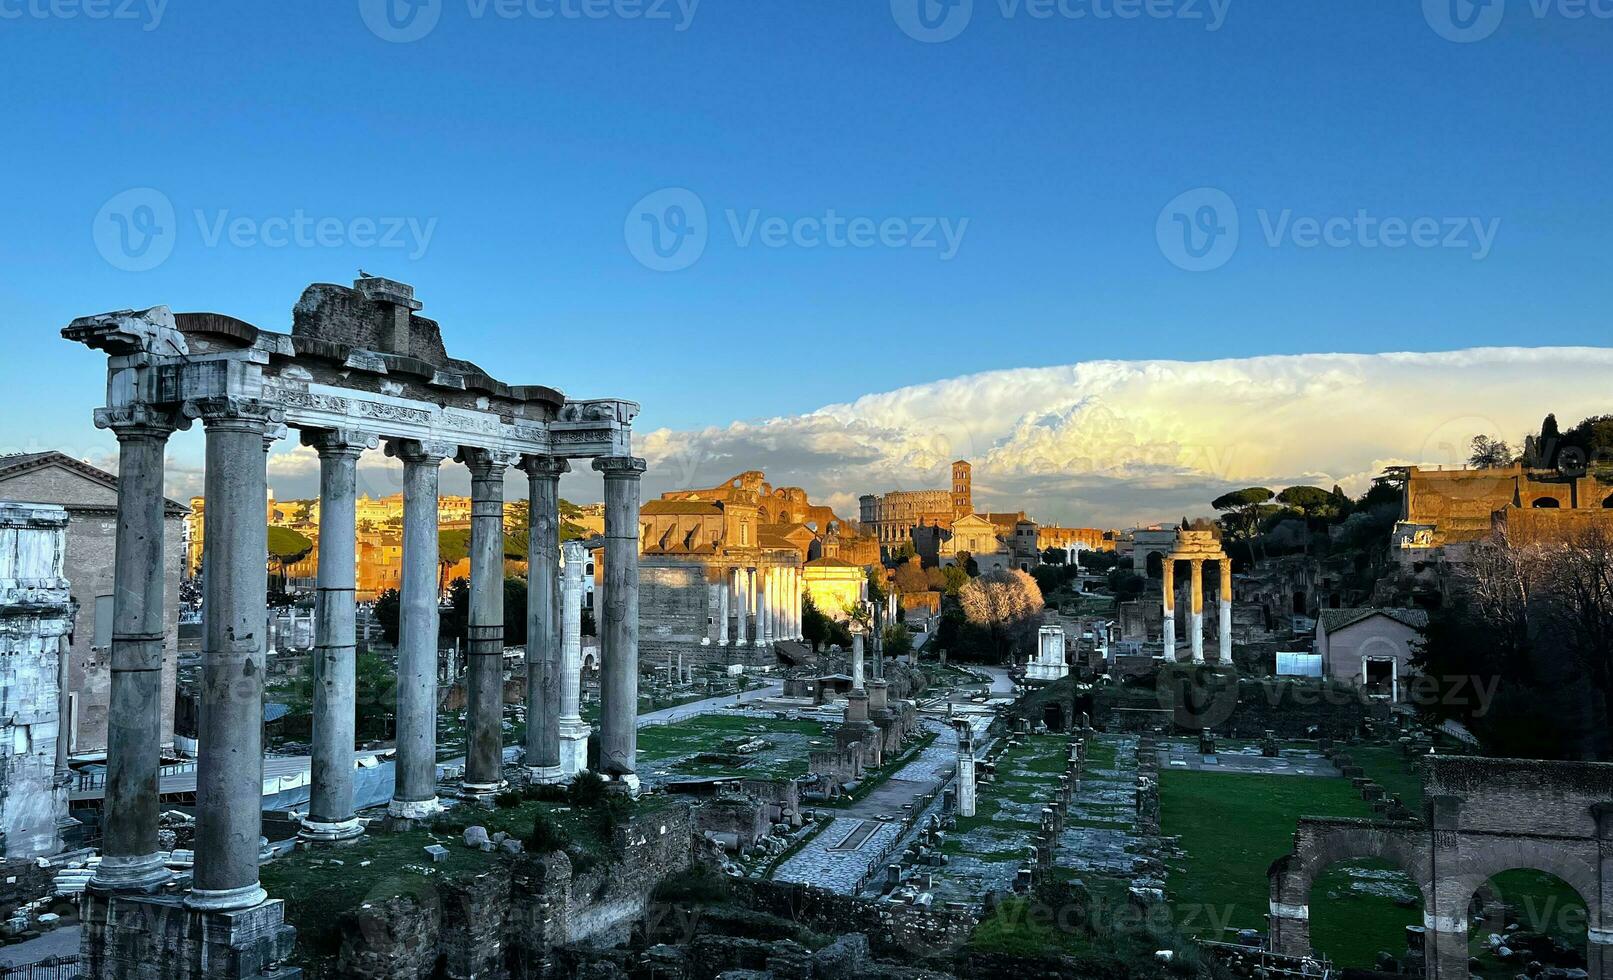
[951, 460, 972, 518]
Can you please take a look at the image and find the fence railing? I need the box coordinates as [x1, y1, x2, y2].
[0, 955, 80, 980]
[74, 760, 197, 792]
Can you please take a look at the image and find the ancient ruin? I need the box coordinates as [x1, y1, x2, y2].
[1160, 529, 1233, 664]
[62, 276, 642, 980]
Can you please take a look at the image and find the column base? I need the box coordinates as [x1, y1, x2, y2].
[459, 780, 508, 800]
[387, 797, 442, 820]
[297, 817, 364, 844]
[559, 726, 589, 778]
[184, 883, 269, 912]
[89, 852, 173, 893]
[525, 765, 565, 785]
[83, 890, 299, 980]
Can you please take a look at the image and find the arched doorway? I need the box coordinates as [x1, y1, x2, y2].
[1309, 858, 1426, 972]
[1465, 870, 1589, 977]
[1146, 550, 1164, 579]
[1603, 492, 1613, 508]
[1532, 496, 1562, 508]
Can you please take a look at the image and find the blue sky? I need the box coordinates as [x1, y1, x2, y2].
[2, 1, 1609, 517]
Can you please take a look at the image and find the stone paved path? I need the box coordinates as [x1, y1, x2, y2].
[772, 720, 965, 893]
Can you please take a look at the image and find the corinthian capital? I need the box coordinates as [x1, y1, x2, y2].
[94, 404, 189, 437]
[300, 427, 379, 458]
[519, 455, 571, 479]
[182, 396, 285, 428]
[592, 456, 647, 478]
[385, 438, 455, 466]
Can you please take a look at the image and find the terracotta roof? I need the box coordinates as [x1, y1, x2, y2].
[806, 557, 862, 569]
[0, 451, 188, 515]
[642, 499, 723, 516]
[1317, 608, 1429, 634]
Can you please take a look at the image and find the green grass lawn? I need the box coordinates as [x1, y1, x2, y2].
[1347, 744, 1427, 812]
[1160, 769, 1421, 969]
[941, 734, 1069, 862]
[636, 713, 827, 781]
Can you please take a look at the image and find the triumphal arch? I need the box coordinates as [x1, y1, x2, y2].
[1269, 756, 1613, 978]
[64, 276, 642, 980]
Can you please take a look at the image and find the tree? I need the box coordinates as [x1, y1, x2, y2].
[1276, 485, 1335, 518]
[957, 569, 1045, 663]
[882, 623, 914, 660]
[1537, 413, 1562, 468]
[802, 592, 851, 651]
[865, 567, 888, 606]
[267, 526, 313, 593]
[1212, 487, 1275, 561]
[894, 562, 929, 594]
[939, 565, 970, 595]
[1467, 434, 1513, 469]
[373, 588, 401, 646]
[442, 576, 528, 646]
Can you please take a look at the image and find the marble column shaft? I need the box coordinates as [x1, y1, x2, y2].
[558, 540, 588, 777]
[461, 449, 511, 792]
[1190, 558, 1205, 663]
[523, 456, 567, 782]
[1218, 559, 1233, 665]
[389, 440, 448, 818]
[1161, 558, 1176, 657]
[594, 457, 644, 790]
[758, 567, 772, 645]
[93, 415, 177, 891]
[303, 430, 371, 841]
[189, 405, 275, 911]
[735, 568, 750, 646]
[716, 572, 730, 645]
[852, 632, 865, 690]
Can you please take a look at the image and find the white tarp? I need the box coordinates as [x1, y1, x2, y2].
[1276, 652, 1323, 677]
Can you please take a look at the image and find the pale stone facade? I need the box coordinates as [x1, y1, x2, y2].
[64, 276, 642, 980]
[859, 460, 973, 553]
[1314, 608, 1428, 701]
[0, 452, 184, 755]
[0, 502, 71, 860]
[1026, 625, 1068, 682]
[803, 556, 867, 621]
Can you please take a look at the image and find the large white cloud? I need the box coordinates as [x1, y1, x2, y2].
[635, 347, 1613, 528]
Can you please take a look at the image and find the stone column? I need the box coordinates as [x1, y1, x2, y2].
[188, 399, 278, 911]
[521, 456, 568, 785]
[789, 566, 801, 639]
[558, 540, 589, 778]
[594, 457, 645, 795]
[745, 567, 758, 645]
[1161, 557, 1176, 658]
[758, 566, 772, 646]
[1218, 559, 1233, 666]
[459, 448, 513, 794]
[1190, 558, 1205, 664]
[733, 568, 749, 646]
[90, 408, 180, 892]
[852, 631, 865, 690]
[716, 569, 730, 646]
[956, 721, 976, 818]
[301, 428, 373, 843]
[387, 440, 450, 820]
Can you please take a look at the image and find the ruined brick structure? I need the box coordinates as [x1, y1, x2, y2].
[1269, 756, 1613, 978]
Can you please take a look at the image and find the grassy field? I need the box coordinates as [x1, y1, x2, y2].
[1160, 769, 1422, 969]
[636, 713, 827, 781]
[1346, 744, 1427, 811]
